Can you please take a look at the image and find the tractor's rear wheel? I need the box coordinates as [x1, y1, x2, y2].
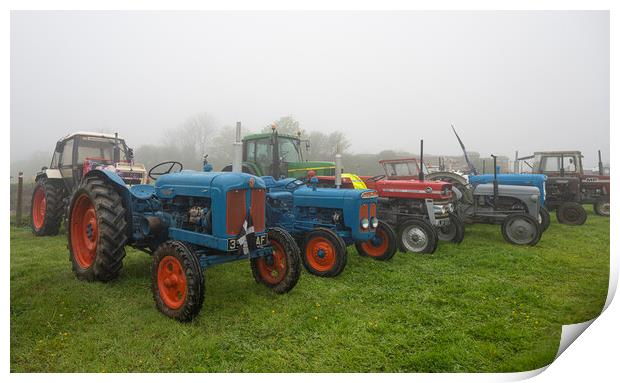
[355, 221, 397, 261]
[397, 218, 438, 254]
[301, 228, 347, 277]
[251, 227, 301, 293]
[593, 201, 610, 217]
[556, 202, 587, 225]
[501, 213, 541, 246]
[30, 178, 66, 236]
[436, 213, 465, 244]
[539, 207, 551, 232]
[151, 241, 204, 322]
[67, 174, 127, 282]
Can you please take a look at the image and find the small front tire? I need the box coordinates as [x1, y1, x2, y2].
[397, 218, 438, 254]
[355, 221, 397, 261]
[539, 207, 551, 232]
[301, 228, 347, 277]
[436, 213, 465, 244]
[556, 202, 587, 225]
[251, 227, 301, 293]
[501, 213, 542, 246]
[593, 201, 610, 217]
[151, 241, 205, 322]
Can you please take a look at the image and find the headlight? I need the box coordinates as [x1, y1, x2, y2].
[530, 194, 539, 202]
[370, 217, 379, 228]
[361, 218, 370, 229]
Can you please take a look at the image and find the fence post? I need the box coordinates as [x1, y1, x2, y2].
[16, 171, 24, 225]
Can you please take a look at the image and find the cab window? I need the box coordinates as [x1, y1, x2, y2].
[59, 139, 74, 166]
[541, 156, 577, 172]
[254, 138, 272, 174]
[278, 138, 301, 163]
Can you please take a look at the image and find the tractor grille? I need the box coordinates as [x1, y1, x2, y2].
[359, 202, 377, 232]
[226, 189, 246, 235]
[250, 189, 266, 233]
[118, 171, 145, 185]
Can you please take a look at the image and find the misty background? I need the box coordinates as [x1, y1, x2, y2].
[10, 11, 609, 180]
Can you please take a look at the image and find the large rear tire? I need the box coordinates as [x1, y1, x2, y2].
[30, 178, 66, 236]
[301, 228, 347, 277]
[436, 213, 465, 244]
[67, 174, 127, 282]
[397, 218, 438, 254]
[593, 201, 610, 217]
[355, 221, 397, 261]
[151, 241, 205, 322]
[501, 213, 541, 246]
[556, 202, 587, 225]
[251, 227, 301, 293]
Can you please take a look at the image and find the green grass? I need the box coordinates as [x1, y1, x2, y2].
[10, 207, 609, 372]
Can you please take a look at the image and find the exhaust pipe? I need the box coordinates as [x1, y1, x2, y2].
[335, 149, 342, 189]
[598, 150, 604, 175]
[232, 122, 242, 173]
[418, 140, 425, 181]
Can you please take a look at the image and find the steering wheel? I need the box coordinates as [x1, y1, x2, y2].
[367, 174, 386, 182]
[148, 161, 183, 180]
[285, 179, 305, 190]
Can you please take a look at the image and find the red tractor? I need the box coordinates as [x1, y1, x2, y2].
[517, 150, 610, 224]
[316, 141, 465, 254]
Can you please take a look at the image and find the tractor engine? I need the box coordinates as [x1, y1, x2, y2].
[163, 196, 213, 234]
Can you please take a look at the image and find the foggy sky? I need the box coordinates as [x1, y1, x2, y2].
[11, 11, 610, 167]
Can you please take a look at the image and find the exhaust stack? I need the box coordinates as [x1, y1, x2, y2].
[418, 140, 425, 181]
[598, 150, 604, 175]
[335, 147, 342, 189]
[232, 122, 242, 173]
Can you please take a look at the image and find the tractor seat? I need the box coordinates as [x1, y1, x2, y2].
[129, 184, 156, 200]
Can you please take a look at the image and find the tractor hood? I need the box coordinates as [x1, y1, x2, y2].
[287, 161, 336, 177]
[363, 178, 453, 201]
[292, 186, 374, 208]
[474, 184, 540, 197]
[155, 170, 265, 199]
[469, 174, 547, 187]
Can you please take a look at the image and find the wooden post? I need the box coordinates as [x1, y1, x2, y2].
[16, 171, 23, 225]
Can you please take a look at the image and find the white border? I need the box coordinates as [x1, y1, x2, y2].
[4, 1, 617, 381]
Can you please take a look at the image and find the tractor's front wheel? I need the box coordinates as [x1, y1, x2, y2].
[301, 228, 347, 277]
[397, 218, 438, 254]
[593, 201, 610, 217]
[355, 220, 397, 261]
[151, 241, 205, 322]
[251, 227, 301, 293]
[556, 202, 587, 225]
[67, 174, 127, 282]
[501, 213, 541, 246]
[30, 178, 66, 236]
[436, 213, 465, 244]
[539, 207, 551, 232]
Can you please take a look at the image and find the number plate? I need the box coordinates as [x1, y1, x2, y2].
[435, 218, 451, 227]
[255, 234, 267, 247]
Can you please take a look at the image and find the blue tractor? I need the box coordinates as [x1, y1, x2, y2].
[66, 161, 301, 321]
[427, 126, 550, 232]
[261, 176, 398, 277]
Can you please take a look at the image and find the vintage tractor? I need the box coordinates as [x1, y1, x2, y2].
[261, 174, 397, 277]
[315, 141, 464, 254]
[517, 150, 610, 225]
[222, 124, 335, 178]
[31, 132, 148, 236]
[451, 155, 543, 245]
[66, 160, 301, 321]
[426, 126, 551, 231]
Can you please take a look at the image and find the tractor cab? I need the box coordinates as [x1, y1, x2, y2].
[50, 132, 147, 190]
[236, 128, 335, 179]
[379, 158, 429, 180]
[531, 151, 583, 177]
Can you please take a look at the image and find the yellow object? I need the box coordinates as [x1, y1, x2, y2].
[342, 173, 367, 189]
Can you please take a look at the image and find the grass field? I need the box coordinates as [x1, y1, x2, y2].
[10, 207, 609, 372]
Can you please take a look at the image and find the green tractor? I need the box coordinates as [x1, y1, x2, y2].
[222, 127, 335, 179]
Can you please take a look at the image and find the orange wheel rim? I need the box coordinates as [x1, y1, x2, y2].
[32, 186, 46, 230]
[257, 239, 287, 284]
[70, 194, 98, 268]
[157, 256, 187, 309]
[360, 226, 389, 257]
[305, 237, 337, 272]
